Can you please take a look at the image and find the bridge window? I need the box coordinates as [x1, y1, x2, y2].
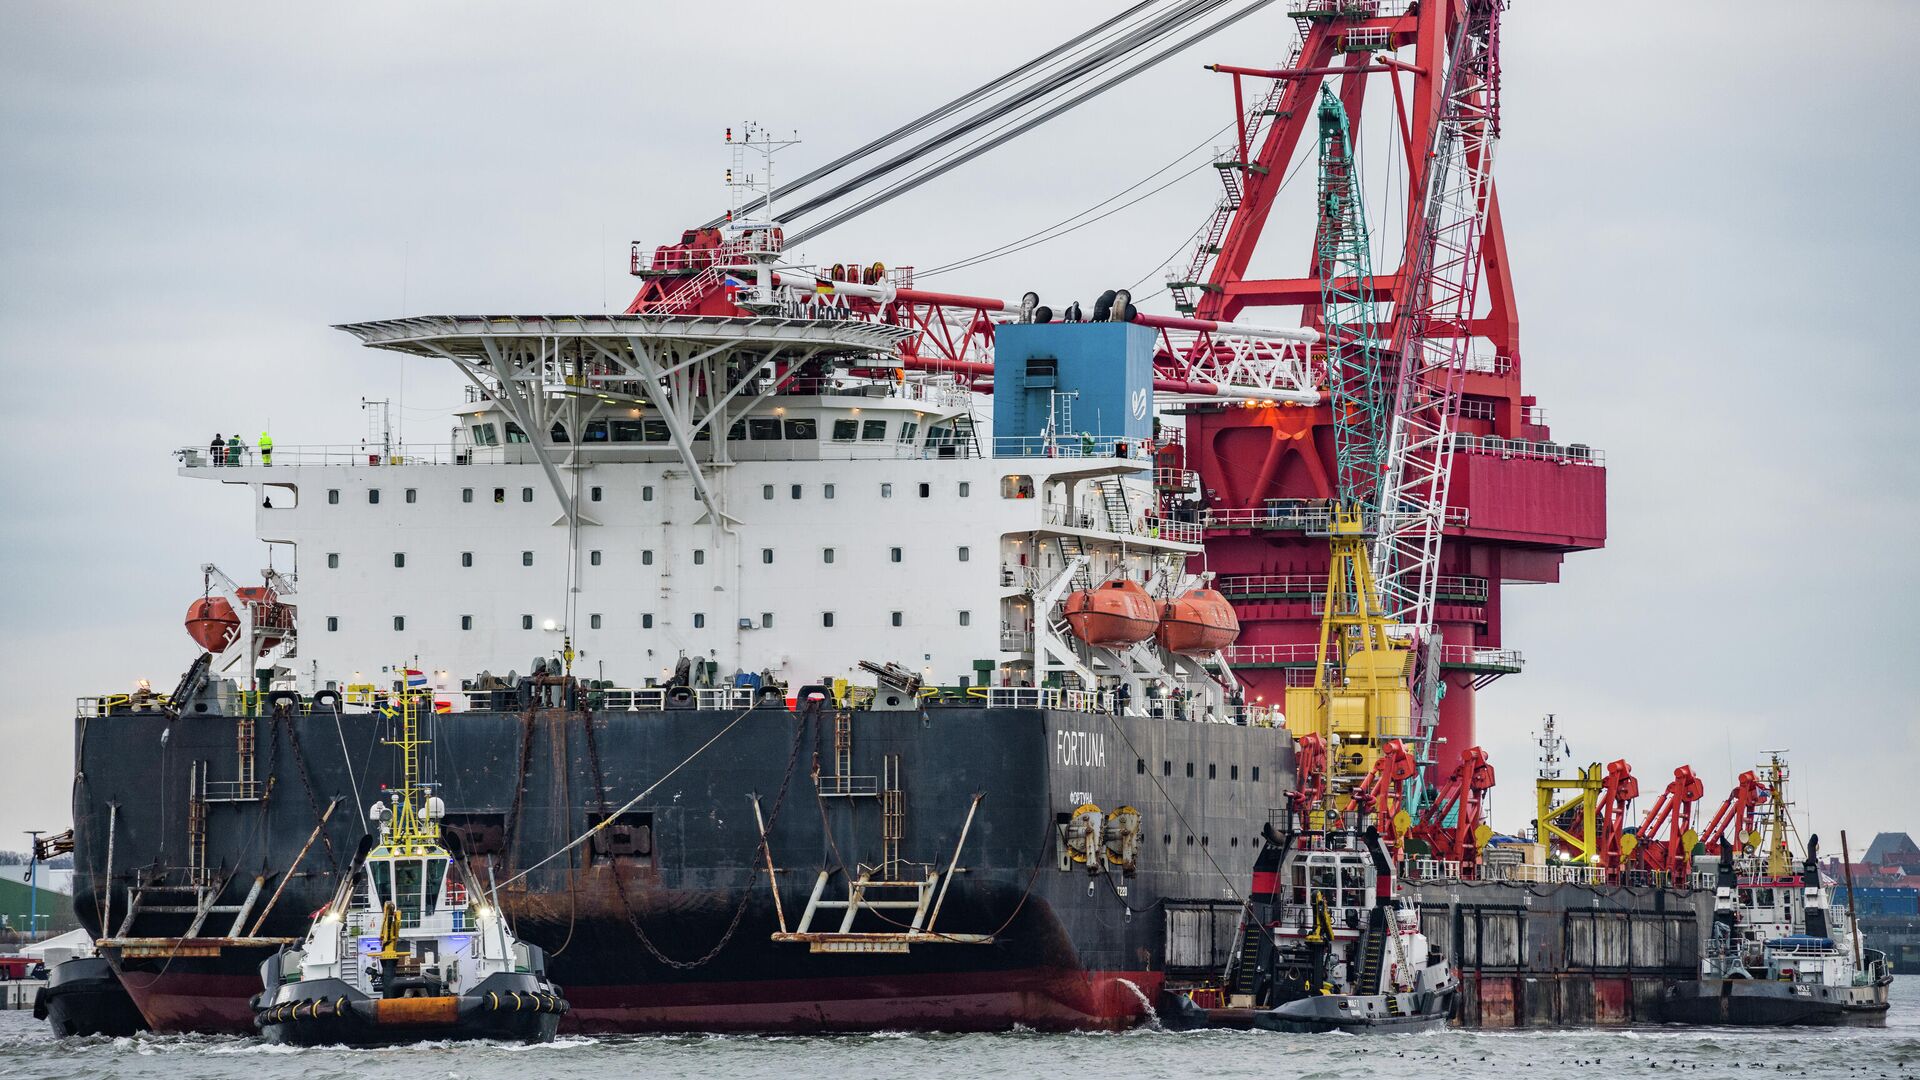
[861, 419, 887, 441]
[504, 423, 529, 444]
[582, 420, 609, 443]
[831, 419, 858, 442]
[549, 422, 570, 443]
[643, 419, 669, 443]
[899, 421, 918, 444]
[611, 419, 644, 442]
[784, 418, 817, 440]
[747, 418, 782, 441]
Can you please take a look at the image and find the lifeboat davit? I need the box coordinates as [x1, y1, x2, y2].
[185, 597, 240, 653]
[1063, 579, 1160, 647]
[1156, 588, 1241, 655]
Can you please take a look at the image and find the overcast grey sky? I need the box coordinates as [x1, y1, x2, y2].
[2, 1, 1915, 849]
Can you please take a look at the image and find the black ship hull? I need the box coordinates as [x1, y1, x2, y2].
[1661, 977, 1891, 1027]
[73, 699, 1293, 1033]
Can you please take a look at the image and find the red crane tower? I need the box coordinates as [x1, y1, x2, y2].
[1173, 1, 1607, 781]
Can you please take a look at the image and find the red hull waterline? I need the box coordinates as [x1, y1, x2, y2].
[116, 965, 1164, 1035]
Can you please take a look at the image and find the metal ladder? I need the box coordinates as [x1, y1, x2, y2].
[1095, 479, 1134, 534]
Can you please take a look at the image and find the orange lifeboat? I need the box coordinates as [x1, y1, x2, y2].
[1063, 579, 1159, 647]
[185, 596, 241, 653]
[1156, 588, 1240, 655]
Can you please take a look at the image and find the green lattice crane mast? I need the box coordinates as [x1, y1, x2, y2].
[1290, 86, 1417, 822]
[1314, 85, 1388, 515]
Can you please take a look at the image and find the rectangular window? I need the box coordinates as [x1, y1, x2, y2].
[505, 422, 529, 444]
[522, 487, 534, 503]
[763, 484, 775, 500]
[611, 418, 643, 442]
[522, 615, 533, 630]
[590, 486, 603, 502]
[890, 611, 903, 627]
[393, 552, 405, 568]
[693, 549, 706, 565]
[899, 421, 918, 443]
[747, 417, 781, 441]
[823, 548, 835, 564]
[761, 612, 774, 628]
[461, 552, 473, 568]
[1230, 765, 1240, 781]
[958, 481, 971, 497]
[590, 614, 602, 629]
[823, 483, 835, 499]
[327, 489, 340, 505]
[890, 547, 902, 563]
[762, 548, 774, 564]
[462, 488, 474, 503]
[1163, 761, 1172, 777]
[590, 550, 602, 566]
[958, 610, 972, 626]
[880, 483, 893, 498]
[957, 546, 971, 562]
[642, 550, 654, 565]
[494, 487, 505, 503]
[1208, 763, 1217, 780]
[461, 615, 473, 630]
[405, 488, 417, 504]
[522, 551, 534, 566]
[861, 419, 887, 441]
[790, 484, 802, 500]
[693, 613, 706, 629]
[642, 485, 654, 501]
[582, 419, 609, 443]
[393, 616, 405, 631]
[643, 419, 669, 442]
[1186, 763, 1195, 778]
[326, 553, 339, 569]
[832, 419, 858, 442]
[326, 616, 339, 632]
[642, 613, 654, 629]
[369, 489, 381, 504]
[822, 612, 835, 627]
[918, 483, 931, 498]
[783, 418, 817, 440]
[1253, 766, 1261, 782]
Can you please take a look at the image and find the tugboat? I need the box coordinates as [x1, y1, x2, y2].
[1663, 835, 1892, 1026]
[1161, 814, 1457, 1032]
[252, 676, 567, 1045]
[35, 946, 148, 1037]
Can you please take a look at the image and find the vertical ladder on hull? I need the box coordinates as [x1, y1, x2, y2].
[236, 718, 256, 797]
[1230, 919, 1266, 999]
[880, 754, 905, 880]
[1356, 909, 1389, 993]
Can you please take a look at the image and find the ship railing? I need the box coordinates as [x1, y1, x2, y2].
[991, 435, 1157, 461]
[1399, 857, 1465, 883]
[1437, 645, 1524, 670]
[999, 629, 1035, 652]
[1153, 466, 1198, 491]
[985, 686, 1115, 713]
[1219, 642, 1325, 667]
[1451, 433, 1604, 466]
[76, 693, 173, 717]
[1493, 861, 1611, 886]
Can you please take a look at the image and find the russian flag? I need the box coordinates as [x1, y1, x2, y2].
[405, 669, 428, 689]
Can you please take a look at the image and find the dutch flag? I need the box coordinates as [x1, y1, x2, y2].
[405, 669, 429, 689]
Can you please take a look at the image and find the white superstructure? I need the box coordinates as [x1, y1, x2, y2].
[180, 313, 1241, 715]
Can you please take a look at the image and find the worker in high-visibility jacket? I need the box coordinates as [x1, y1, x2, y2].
[258, 430, 273, 466]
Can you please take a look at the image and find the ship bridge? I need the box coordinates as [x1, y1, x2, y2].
[335, 314, 918, 529]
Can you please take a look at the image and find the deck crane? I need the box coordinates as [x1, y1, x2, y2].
[1598, 759, 1639, 877]
[1699, 770, 1770, 858]
[1407, 746, 1496, 877]
[1630, 765, 1705, 880]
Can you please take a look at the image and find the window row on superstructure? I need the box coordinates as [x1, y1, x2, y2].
[463, 412, 959, 449]
[323, 546, 975, 569]
[320, 479, 984, 507]
[325, 610, 976, 632]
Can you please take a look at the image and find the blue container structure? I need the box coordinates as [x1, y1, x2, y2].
[1834, 886, 1920, 917]
[991, 322, 1155, 457]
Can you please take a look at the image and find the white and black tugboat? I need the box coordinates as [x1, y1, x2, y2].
[253, 679, 567, 1045]
[1162, 814, 1457, 1033]
[1663, 834, 1892, 1027]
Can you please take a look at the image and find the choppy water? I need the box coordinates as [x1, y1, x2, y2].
[2, 977, 1914, 1080]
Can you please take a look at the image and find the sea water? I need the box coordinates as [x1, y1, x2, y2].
[1, 976, 1912, 1080]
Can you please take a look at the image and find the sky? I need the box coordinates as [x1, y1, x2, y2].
[2, 1, 1916, 850]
